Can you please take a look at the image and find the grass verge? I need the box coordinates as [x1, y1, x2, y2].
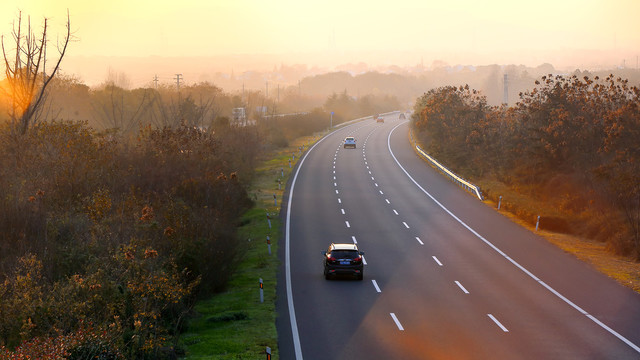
[179, 133, 325, 359]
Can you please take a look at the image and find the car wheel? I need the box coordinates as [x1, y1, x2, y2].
[357, 273, 363, 281]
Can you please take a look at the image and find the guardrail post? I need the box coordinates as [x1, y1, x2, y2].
[281, 167, 284, 177]
[273, 194, 277, 207]
[498, 196, 502, 210]
[278, 179, 281, 190]
[288, 159, 291, 168]
[535, 216, 541, 231]
[266, 212, 272, 229]
[259, 278, 264, 303]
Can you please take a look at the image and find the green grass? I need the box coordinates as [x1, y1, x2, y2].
[180, 133, 323, 359]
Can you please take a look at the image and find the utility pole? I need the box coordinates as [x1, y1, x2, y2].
[174, 74, 183, 91]
[277, 84, 280, 103]
[266, 81, 269, 99]
[503, 74, 509, 106]
[153, 75, 159, 89]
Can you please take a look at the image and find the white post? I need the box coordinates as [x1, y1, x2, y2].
[267, 235, 271, 255]
[259, 278, 264, 303]
[273, 194, 277, 207]
[498, 196, 502, 210]
[535, 216, 540, 231]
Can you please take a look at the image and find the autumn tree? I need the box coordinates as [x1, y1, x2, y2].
[1, 10, 71, 134]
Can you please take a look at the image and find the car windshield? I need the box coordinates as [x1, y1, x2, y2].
[330, 250, 358, 259]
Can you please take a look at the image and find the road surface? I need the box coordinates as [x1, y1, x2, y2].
[276, 113, 640, 359]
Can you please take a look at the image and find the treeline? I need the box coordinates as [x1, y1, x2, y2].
[323, 90, 400, 123]
[412, 75, 640, 258]
[0, 120, 257, 358]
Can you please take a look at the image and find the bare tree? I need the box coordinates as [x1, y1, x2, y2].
[1, 10, 71, 134]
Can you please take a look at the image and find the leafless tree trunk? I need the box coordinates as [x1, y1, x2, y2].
[1, 10, 71, 134]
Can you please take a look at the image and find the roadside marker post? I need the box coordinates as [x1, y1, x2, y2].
[498, 195, 502, 210]
[273, 194, 277, 207]
[267, 212, 272, 229]
[536, 215, 541, 231]
[259, 278, 264, 303]
[266, 346, 272, 360]
[267, 235, 272, 255]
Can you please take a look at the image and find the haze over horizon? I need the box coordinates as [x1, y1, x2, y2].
[2, 0, 639, 88]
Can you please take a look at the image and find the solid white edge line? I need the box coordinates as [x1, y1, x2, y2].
[390, 313, 405, 331]
[488, 314, 509, 332]
[393, 209, 399, 215]
[432, 255, 442, 265]
[416, 237, 424, 245]
[455, 281, 470, 294]
[403, 222, 410, 228]
[362, 255, 367, 265]
[388, 121, 640, 354]
[372, 279, 382, 293]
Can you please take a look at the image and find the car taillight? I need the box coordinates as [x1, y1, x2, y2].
[327, 256, 336, 263]
[353, 256, 362, 263]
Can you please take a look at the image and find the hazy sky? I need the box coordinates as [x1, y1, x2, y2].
[1, 0, 639, 84]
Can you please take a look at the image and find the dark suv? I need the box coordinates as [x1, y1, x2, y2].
[322, 243, 364, 280]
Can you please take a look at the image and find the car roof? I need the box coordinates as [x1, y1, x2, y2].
[345, 136, 355, 140]
[330, 243, 358, 250]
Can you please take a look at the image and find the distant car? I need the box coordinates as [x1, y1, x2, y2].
[399, 113, 406, 120]
[376, 116, 384, 123]
[344, 136, 356, 149]
[322, 243, 364, 280]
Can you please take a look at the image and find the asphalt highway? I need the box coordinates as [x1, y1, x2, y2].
[276, 113, 640, 359]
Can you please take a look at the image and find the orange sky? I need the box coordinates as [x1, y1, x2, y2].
[1, 0, 639, 85]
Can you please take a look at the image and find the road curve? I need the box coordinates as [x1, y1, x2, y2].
[276, 113, 640, 360]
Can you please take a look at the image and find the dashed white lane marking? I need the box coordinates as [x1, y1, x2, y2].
[345, 221, 350, 228]
[388, 123, 640, 353]
[334, 182, 337, 187]
[379, 190, 384, 195]
[341, 209, 345, 214]
[335, 190, 339, 195]
[416, 237, 424, 245]
[385, 199, 390, 204]
[338, 198, 342, 204]
[362, 256, 367, 265]
[390, 313, 405, 331]
[455, 281, 470, 294]
[403, 222, 410, 228]
[371, 176, 375, 180]
[432, 256, 442, 265]
[369, 171, 372, 174]
[352, 236, 357, 244]
[393, 209, 398, 215]
[488, 314, 509, 332]
[333, 176, 336, 180]
[375, 183, 379, 187]
[372, 280, 381, 293]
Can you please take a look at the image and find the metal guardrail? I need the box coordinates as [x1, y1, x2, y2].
[410, 131, 483, 201]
